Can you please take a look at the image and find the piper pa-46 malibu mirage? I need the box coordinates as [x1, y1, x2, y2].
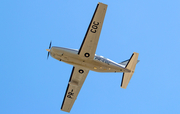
[46, 2, 139, 112]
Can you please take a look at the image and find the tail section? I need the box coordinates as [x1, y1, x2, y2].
[121, 52, 139, 89]
[119, 60, 139, 68]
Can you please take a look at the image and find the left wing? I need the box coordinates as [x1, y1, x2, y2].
[78, 2, 107, 59]
[61, 66, 89, 112]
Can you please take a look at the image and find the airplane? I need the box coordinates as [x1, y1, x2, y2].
[46, 2, 139, 112]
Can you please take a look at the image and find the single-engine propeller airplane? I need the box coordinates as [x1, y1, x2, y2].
[46, 2, 139, 112]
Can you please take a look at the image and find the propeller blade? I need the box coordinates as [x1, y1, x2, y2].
[49, 41, 52, 49]
[47, 41, 52, 59]
[47, 52, 50, 59]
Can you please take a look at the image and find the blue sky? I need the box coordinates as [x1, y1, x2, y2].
[1, 0, 180, 114]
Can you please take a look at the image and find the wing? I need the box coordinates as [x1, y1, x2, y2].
[78, 2, 107, 59]
[61, 66, 89, 112]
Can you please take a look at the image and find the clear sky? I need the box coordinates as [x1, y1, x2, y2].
[1, 0, 180, 114]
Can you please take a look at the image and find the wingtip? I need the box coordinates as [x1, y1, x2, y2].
[98, 2, 108, 6]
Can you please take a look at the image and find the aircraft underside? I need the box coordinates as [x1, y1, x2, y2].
[50, 47, 127, 72]
[46, 2, 139, 112]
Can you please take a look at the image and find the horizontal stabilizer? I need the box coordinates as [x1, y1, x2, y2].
[121, 52, 139, 89]
[119, 60, 139, 68]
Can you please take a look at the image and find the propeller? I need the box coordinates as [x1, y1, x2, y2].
[46, 41, 52, 59]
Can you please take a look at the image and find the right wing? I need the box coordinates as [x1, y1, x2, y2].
[61, 66, 89, 112]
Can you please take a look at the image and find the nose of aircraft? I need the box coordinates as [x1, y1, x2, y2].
[46, 49, 50, 52]
[46, 41, 52, 59]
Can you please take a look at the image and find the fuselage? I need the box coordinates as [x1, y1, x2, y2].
[49, 46, 130, 73]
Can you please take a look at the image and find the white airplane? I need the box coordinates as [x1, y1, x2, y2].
[46, 2, 139, 112]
